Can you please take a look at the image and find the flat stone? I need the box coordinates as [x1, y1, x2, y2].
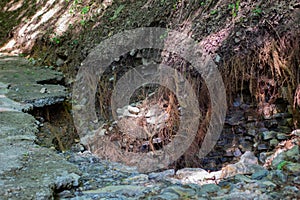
[246, 129, 256, 137]
[286, 146, 299, 161]
[162, 185, 196, 198]
[261, 131, 277, 140]
[264, 119, 278, 128]
[285, 162, 300, 174]
[148, 169, 175, 180]
[128, 105, 140, 114]
[268, 170, 287, 183]
[269, 138, 279, 147]
[7, 84, 66, 107]
[199, 184, 221, 193]
[251, 169, 269, 180]
[257, 143, 268, 150]
[276, 133, 288, 140]
[0, 56, 66, 108]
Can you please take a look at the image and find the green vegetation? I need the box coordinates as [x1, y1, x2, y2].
[50, 36, 60, 44]
[277, 160, 290, 170]
[210, 9, 218, 15]
[228, 0, 240, 18]
[252, 7, 262, 15]
[110, 5, 125, 21]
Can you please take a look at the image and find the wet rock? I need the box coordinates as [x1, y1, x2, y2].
[291, 129, 300, 137]
[148, 169, 175, 180]
[264, 119, 278, 128]
[259, 152, 272, 163]
[225, 110, 244, 125]
[269, 138, 279, 147]
[161, 185, 197, 198]
[293, 176, 300, 184]
[286, 145, 300, 160]
[82, 185, 146, 197]
[261, 131, 276, 140]
[246, 129, 256, 137]
[55, 172, 81, 190]
[154, 192, 180, 200]
[199, 183, 220, 194]
[276, 126, 291, 133]
[276, 133, 288, 140]
[221, 151, 264, 178]
[122, 174, 149, 184]
[239, 141, 253, 152]
[268, 170, 287, 183]
[257, 143, 268, 150]
[251, 169, 269, 180]
[285, 162, 300, 174]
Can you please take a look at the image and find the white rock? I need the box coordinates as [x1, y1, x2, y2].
[128, 105, 140, 114]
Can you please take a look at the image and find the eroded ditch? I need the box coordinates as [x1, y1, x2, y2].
[29, 48, 295, 173]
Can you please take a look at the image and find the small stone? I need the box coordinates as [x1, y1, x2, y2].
[199, 184, 221, 193]
[40, 87, 48, 94]
[264, 119, 278, 128]
[276, 126, 291, 133]
[239, 141, 252, 152]
[234, 38, 240, 43]
[56, 58, 64, 67]
[291, 129, 300, 137]
[162, 185, 196, 198]
[148, 169, 175, 180]
[234, 174, 254, 183]
[286, 146, 300, 161]
[293, 176, 300, 184]
[261, 131, 276, 140]
[286, 118, 293, 126]
[215, 54, 221, 63]
[285, 162, 300, 174]
[130, 49, 137, 56]
[236, 31, 242, 37]
[260, 181, 277, 188]
[251, 169, 269, 180]
[276, 133, 288, 140]
[257, 143, 268, 150]
[269, 139, 279, 147]
[247, 129, 256, 137]
[155, 192, 179, 200]
[128, 105, 140, 114]
[268, 170, 287, 183]
[233, 148, 242, 157]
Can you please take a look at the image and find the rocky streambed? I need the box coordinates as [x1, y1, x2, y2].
[0, 55, 299, 199]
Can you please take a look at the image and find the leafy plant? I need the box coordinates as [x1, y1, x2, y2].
[80, 19, 86, 26]
[277, 160, 289, 170]
[228, 0, 240, 18]
[110, 5, 125, 21]
[51, 37, 60, 44]
[81, 6, 89, 15]
[210, 9, 218, 15]
[252, 7, 262, 15]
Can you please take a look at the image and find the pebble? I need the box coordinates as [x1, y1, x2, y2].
[257, 143, 268, 150]
[276, 133, 288, 140]
[128, 105, 140, 114]
[269, 138, 279, 147]
[261, 131, 276, 140]
[251, 169, 269, 180]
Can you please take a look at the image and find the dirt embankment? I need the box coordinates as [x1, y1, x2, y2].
[1, 0, 299, 167]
